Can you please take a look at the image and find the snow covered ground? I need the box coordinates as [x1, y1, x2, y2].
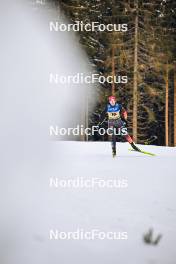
[1, 141, 176, 264]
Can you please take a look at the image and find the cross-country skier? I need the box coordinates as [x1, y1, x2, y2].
[98, 95, 141, 157]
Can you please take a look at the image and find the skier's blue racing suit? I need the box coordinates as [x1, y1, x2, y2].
[99, 102, 133, 151]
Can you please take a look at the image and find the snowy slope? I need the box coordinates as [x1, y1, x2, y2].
[1, 142, 176, 264]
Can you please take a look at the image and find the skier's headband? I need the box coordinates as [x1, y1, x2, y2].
[108, 96, 116, 102]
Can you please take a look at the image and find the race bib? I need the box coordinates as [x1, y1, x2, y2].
[108, 111, 120, 120]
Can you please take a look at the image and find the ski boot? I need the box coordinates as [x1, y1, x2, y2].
[112, 147, 116, 157]
[130, 142, 141, 152]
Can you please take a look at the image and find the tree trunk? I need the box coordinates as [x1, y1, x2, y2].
[174, 64, 176, 146]
[112, 45, 115, 96]
[165, 64, 169, 146]
[85, 93, 89, 141]
[133, 0, 138, 142]
[169, 112, 172, 146]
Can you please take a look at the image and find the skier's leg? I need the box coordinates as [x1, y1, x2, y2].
[118, 118, 141, 151]
[124, 134, 141, 151]
[108, 121, 116, 156]
[111, 132, 116, 157]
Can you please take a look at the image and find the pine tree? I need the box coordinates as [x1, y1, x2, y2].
[47, 0, 176, 145]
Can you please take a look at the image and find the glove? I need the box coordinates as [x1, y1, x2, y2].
[122, 120, 128, 127]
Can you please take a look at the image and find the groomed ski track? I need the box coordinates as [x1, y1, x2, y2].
[1, 142, 176, 264]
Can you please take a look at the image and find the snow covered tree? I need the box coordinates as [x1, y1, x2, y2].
[48, 0, 176, 145]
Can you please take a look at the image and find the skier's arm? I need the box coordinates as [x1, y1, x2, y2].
[98, 106, 107, 125]
[120, 106, 127, 121]
[120, 106, 128, 127]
